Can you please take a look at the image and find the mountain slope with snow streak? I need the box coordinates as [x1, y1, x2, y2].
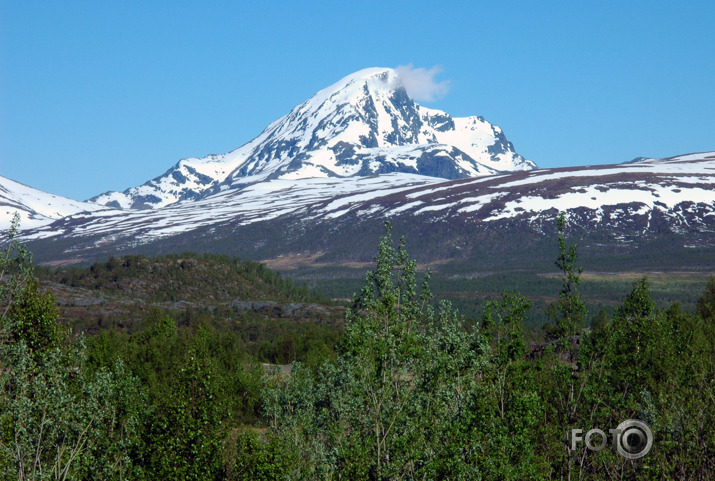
[90, 68, 534, 209]
[29, 174, 444, 244]
[16, 152, 715, 268]
[1, 175, 109, 230]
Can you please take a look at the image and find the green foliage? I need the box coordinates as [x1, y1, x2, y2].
[83, 308, 269, 478]
[572, 277, 715, 479]
[317, 268, 710, 327]
[6, 279, 63, 353]
[1, 214, 34, 329]
[144, 344, 224, 480]
[544, 212, 587, 350]
[605, 277, 662, 398]
[260, 217, 714, 479]
[617, 276, 656, 321]
[483, 291, 530, 364]
[0, 342, 144, 480]
[223, 429, 294, 481]
[476, 292, 550, 479]
[262, 223, 549, 479]
[696, 276, 715, 321]
[46, 252, 330, 305]
[253, 323, 340, 366]
[4, 213, 715, 479]
[1, 215, 144, 479]
[0, 218, 65, 356]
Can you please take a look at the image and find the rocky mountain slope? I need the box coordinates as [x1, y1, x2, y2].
[14, 152, 715, 273]
[2, 68, 712, 274]
[89, 68, 534, 209]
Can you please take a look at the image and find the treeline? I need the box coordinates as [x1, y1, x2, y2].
[251, 221, 715, 479]
[2, 214, 715, 479]
[38, 251, 344, 363]
[38, 252, 333, 305]
[310, 269, 709, 328]
[0, 216, 340, 479]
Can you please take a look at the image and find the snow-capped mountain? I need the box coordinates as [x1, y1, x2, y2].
[0, 175, 108, 230]
[90, 68, 534, 209]
[2, 66, 711, 272]
[16, 152, 715, 272]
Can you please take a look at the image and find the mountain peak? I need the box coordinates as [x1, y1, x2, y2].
[322, 67, 398, 89]
[90, 68, 535, 209]
[312, 67, 403, 102]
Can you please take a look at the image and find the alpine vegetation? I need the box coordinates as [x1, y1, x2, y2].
[1, 217, 714, 479]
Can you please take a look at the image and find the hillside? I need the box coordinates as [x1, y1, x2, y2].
[0, 174, 108, 229]
[11, 152, 712, 279]
[36, 254, 345, 363]
[42, 253, 330, 304]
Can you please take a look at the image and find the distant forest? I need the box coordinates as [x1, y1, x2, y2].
[1, 215, 713, 480]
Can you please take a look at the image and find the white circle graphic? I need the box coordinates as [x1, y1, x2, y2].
[615, 420, 653, 459]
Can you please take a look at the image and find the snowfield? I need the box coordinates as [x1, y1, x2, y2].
[4, 152, 713, 258]
[0, 175, 109, 230]
[1, 64, 712, 265]
[88, 67, 534, 210]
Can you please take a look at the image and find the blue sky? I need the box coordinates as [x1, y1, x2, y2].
[1, 1, 713, 201]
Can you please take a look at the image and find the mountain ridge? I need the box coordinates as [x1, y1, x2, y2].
[0, 174, 108, 230]
[89, 67, 534, 210]
[1, 68, 712, 276]
[11, 151, 714, 274]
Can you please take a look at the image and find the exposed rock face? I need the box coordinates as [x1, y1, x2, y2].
[89, 68, 534, 210]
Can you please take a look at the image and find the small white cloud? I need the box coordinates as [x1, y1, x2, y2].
[394, 64, 451, 102]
